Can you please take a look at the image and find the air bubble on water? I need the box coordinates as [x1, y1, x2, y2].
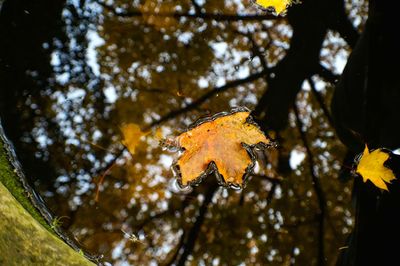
[254, 146, 262, 152]
[161, 145, 179, 152]
[228, 183, 243, 191]
[168, 178, 193, 194]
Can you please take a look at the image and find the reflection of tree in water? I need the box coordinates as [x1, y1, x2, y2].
[0, 0, 374, 265]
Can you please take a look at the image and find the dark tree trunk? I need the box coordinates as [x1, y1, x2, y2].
[332, 1, 400, 265]
[253, 0, 358, 131]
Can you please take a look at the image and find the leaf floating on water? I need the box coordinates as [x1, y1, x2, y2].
[355, 145, 396, 191]
[120, 123, 148, 155]
[170, 108, 275, 188]
[254, 0, 293, 15]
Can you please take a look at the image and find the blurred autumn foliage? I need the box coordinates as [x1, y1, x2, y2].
[0, 0, 378, 265]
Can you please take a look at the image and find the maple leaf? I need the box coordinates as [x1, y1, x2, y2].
[254, 0, 293, 15]
[121, 123, 148, 155]
[172, 108, 275, 188]
[355, 145, 396, 191]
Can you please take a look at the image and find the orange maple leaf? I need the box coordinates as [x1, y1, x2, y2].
[172, 108, 275, 188]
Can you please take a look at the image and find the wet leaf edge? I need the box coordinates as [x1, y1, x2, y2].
[171, 106, 277, 190]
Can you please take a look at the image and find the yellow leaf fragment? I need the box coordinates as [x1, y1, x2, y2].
[175, 110, 274, 187]
[255, 0, 292, 15]
[356, 145, 396, 191]
[121, 123, 147, 155]
[153, 127, 164, 141]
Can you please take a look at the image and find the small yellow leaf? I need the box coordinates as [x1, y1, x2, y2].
[254, 0, 292, 15]
[121, 123, 148, 155]
[356, 145, 396, 191]
[153, 127, 164, 141]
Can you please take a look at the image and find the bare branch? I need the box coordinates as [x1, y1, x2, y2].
[326, 0, 360, 48]
[133, 190, 198, 231]
[175, 183, 218, 266]
[317, 64, 340, 84]
[307, 78, 334, 127]
[250, 38, 270, 71]
[266, 182, 278, 205]
[252, 1, 328, 131]
[235, 30, 270, 71]
[164, 232, 186, 266]
[149, 71, 268, 128]
[190, 0, 202, 14]
[251, 174, 283, 183]
[293, 104, 326, 266]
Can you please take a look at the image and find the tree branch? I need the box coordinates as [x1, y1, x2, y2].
[133, 190, 198, 231]
[307, 78, 334, 127]
[175, 183, 218, 266]
[190, 0, 202, 14]
[253, 1, 328, 131]
[293, 104, 326, 266]
[317, 64, 340, 84]
[149, 71, 267, 128]
[164, 232, 186, 266]
[266, 182, 278, 205]
[243, 31, 270, 71]
[251, 174, 283, 183]
[326, 0, 360, 48]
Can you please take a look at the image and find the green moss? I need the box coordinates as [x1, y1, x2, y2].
[0, 139, 51, 231]
[0, 182, 94, 265]
[0, 138, 95, 264]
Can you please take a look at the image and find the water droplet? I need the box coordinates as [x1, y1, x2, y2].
[168, 178, 193, 194]
[229, 183, 243, 191]
[254, 146, 262, 152]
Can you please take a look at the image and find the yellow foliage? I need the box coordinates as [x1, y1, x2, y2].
[356, 145, 396, 191]
[254, 0, 293, 15]
[153, 127, 164, 141]
[120, 123, 148, 155]
[140, 0, 177, 29]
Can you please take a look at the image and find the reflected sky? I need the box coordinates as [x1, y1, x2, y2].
[0, 0, 368, 265]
